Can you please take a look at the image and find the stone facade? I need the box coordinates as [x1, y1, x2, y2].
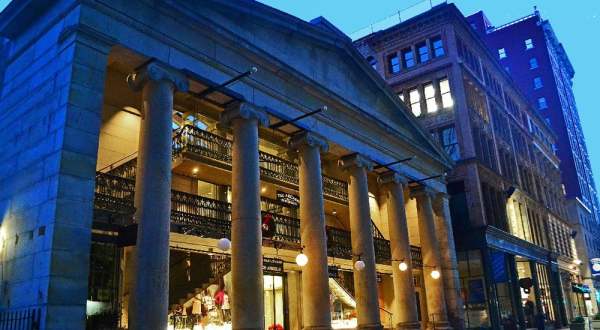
[355, 3, 578, 329]
[0, 1, 462, 330]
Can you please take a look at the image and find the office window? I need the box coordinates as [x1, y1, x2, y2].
[367, 56, 377, 70]
[431, 36, 445, 57]
[498, 48, 507, 59]
[537, 97, 548, 110]
[534, 77, 543, 89]
[409, 88, 421, 116]
[387, 54, 400, 74]
[424, 83, 437, 113]
[402, 48, 415, 69]
[417, 42, 429, 63]
[529, 58, 538, 69]
[398, 92, 405, 102]
[440, 78, 453, 108]
[525, 38, 534, 50]
[436, 125, 460, 161]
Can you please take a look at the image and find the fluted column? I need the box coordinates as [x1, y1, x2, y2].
[220, 102, 269, 330]
[378, 172, 420, 330]
[289, 131, 331, 330]
[339, 154, 382, 330]
[127, 61, 189, 330]
[433, 193, 464, 330]
[410, 186, 450, 330]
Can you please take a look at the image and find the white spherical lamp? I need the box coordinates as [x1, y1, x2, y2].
[431, 269, 441, 279]
[296, 253, 308, 267]
[354, 260, 366, 271]
[399, 261, 408, 272]
[217, 237, 231, 251]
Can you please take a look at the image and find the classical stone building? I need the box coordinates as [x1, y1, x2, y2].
[0, 1, 463, 329]
[355, 3, 580, 329]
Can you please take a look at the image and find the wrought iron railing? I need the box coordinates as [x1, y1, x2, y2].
[0, 307, 41, 330]
[172, 125, 348, 202]
[93, 173, 422, 265]
[172, 125, 232, 163]
[411, 245, 423, 267]
[326, 226, 353, 260]
[94, 173, 135, 215]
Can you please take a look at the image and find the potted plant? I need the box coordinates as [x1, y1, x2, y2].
[571, 316, 586, 330]
[591, 313, 600, 330]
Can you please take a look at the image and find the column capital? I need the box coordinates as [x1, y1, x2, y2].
[220, 102, 269, 127]
[377, 171, 408, 186]
[409, 185, 437, 199]
[127, 61, 189, 92]
[338, 153, 374, 171]
[288, 131, 329, 152]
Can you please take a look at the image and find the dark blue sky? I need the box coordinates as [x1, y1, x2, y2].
[258, 0, 600, 193]
[0, 0, 597, 191]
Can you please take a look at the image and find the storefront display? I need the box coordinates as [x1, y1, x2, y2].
[167, 252, 287, 330]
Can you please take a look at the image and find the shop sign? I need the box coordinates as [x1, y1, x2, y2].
[328, 265, 339, 278]
[572, 283, 591, 294]
[591, 258, 600, 277]
[276, 191, 300, 207]
[263, 257, 284, 275]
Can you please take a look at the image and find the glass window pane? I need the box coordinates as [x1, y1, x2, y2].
[409, 89, 420, 102]
[409, 89, 421, 116]
[440, 79, 450, 93]
[431, 36, 445, 57]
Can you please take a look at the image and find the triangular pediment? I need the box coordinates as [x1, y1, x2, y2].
[181, 0, 452, 168]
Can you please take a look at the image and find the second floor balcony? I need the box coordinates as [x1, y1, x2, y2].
[94, 172, 423, 267]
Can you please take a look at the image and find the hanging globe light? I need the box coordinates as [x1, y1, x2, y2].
[399, 261, 408, 272]
[296, 253, 308, 267]
[217, 237, 231, 251]
[354, 260, 366, 271]
[431, 268, 441, 279]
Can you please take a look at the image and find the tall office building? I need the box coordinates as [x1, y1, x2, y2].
[468, 8, 600, 312]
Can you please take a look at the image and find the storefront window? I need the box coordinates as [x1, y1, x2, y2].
[330, 271, 357, 329]
[535, 263, 555, 322]
[458, 250, 491, 328]
[264, 275, 285, 330]
[167, 251, 287, 330]
[86, 242, 121, 329]
[490, 251, 517, 326]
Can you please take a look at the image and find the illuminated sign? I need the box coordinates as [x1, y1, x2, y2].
[276, 191, 300, 207]
[591, 258, 600, 277]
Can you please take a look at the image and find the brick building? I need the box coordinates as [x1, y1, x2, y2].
[467, 9, 600, 318]
[356, 3, 579, 328]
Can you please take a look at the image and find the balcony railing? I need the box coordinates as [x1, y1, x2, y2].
[172, 125, 348, 202]
[94, 172, 421, 265]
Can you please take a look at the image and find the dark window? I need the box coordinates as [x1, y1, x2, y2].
[402, 48, 415, 68]
[367, 56, 377, 70]
[537, 97, 548, 110]
[387, 54, 400, 74]
[417, 42, 429, 63]
[433, 125, 460, 161]
[534, 77, 543, 89]
[431, 36, 445, 57]
[529, 58, 538, 69]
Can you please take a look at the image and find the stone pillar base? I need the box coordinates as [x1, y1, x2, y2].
[395, 321, 421, 330]
[426, 321, 452, 330]
[358, 323, 383, 330]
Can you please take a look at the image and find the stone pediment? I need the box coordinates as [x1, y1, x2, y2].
[177, 0, 453, 169]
